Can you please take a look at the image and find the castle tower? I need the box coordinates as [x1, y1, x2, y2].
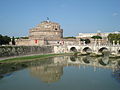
[29, 19, 63, 40]
[16, 19, 64, 46]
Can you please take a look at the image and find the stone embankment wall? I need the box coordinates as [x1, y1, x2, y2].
[0, 46, 54, 58]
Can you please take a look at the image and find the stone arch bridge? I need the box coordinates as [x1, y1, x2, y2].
[54, 45, 120, 54]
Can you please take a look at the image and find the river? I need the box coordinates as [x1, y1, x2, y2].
[0, 55, 120, 90]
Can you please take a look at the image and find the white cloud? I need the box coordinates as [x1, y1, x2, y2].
[112, 13, 119, 16]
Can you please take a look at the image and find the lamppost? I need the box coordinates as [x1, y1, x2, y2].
[117, 41, 119, 46]
[113, 40, 115, 46]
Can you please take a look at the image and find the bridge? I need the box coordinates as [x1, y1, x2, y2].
[54, 44, 120, 54]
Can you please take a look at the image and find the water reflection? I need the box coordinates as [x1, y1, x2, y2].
[99, 51, 110, 66]
[70, 56, 77, 62]
[29, 64, 63, 83]
[28, 55, 120, 83]
[0, 62, 28, 79]
[0, 55, 120, 84]
[29, 57, 67, 83]
[82, 55, 91, 64]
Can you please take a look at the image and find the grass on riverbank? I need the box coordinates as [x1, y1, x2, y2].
[0, 53, 73, 63]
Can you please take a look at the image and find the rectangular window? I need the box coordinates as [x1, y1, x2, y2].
[35, 40, 38, 44]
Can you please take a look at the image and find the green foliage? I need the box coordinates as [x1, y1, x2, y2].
[20, 37, 29, 39]
[12, 36, 16, 45]
[91, 35, 102, 39]
[63, 36, 76, 39]
[14, 37, 28, 39]
[80, 38, 91, 44]
[0, 53, 71, 63]
[0, 34, 11, 45]
[74, 52, 78, 56]
[108, 33, 120, 44]
[15, 37, 20, 39]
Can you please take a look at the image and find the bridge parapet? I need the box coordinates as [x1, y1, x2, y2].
[67, 44, 120, 54]
[53, 44, 120, 54]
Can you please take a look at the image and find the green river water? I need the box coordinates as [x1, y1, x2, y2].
[0, 55, 120, 90]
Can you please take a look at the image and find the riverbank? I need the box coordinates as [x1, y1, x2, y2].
[0, 52, 120, 63]
[0, 53, 73, 63]
[77, 52, 120, 59]
[0, 45, 54, 58]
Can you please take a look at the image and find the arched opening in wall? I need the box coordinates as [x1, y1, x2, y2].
[55, 28, 58, 30]
[98, 47, 108, 53]
[70, 47, 77, 52]
[118, 50, 120, 54]
[83, 47, 92, 53]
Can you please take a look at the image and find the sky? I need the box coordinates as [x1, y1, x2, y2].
[0, 0, 120, 37]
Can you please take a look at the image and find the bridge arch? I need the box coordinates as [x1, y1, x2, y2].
[98, 47, 108, 53]
[118, 49, 120, 54]
[70, 47, 77, 52]
[82, 47, 92, 53]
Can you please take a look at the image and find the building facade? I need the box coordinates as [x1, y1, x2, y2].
[29, 20, 63, 40]
[76, 32, 120, 45]
[16, 19, 77, 46]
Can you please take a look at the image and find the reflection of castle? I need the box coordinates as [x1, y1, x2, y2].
[30, 65, 63, 83]
[29, 56, 68, 83]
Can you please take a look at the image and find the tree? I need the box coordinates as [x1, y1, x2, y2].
[80, 38, 91, 44]
[85, 39, 91, 44]
[3, 36, 11, 45]
[91, 35, 102, 40]
[0, 34, 11, 45]
[63, 36, 76, 39]
[12, 36, 16, 45]
[108, 33, 120, 44]
[20, 37, 29, 39]
[0, 34, 3, 45]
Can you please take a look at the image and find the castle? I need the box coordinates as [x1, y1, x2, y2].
[16, 19, 76, 46]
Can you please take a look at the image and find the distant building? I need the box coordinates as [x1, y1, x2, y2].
[77, 31, 120, 38]
[76, 31, 120, 45]
[77, 32, 108, 38]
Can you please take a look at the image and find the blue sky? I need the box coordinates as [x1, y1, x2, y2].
[0, 0, 120, 37]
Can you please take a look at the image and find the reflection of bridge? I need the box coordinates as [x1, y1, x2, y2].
[54, 44, 120, 54]
[29, 56, 120, 70]
[52, 56, 120, 70]
[29, 56, 120, 83]
[67, 56, 119, 71]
